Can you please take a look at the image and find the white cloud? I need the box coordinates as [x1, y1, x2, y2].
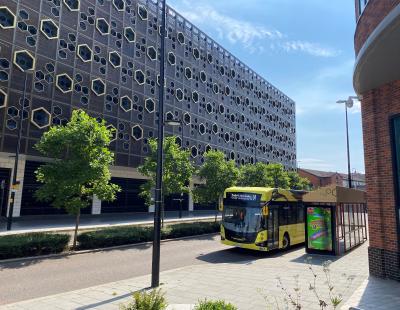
[297, 158, 335, 171]
[169, 1, 339, 57]
[282, 41, 341, 58]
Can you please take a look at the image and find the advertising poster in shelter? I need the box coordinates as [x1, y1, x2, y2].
[307, 206, 333, 251]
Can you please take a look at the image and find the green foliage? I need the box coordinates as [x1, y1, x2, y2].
[77, 221, 220, 250]
[120, 289, 167, 310]
[194, 300, 238, 310]
[34, 110, 120, 215]
[265, 163, 290, 188]
[162, 222, 220, 239]
[238, 162, 273, 187]
[238, 162, 309, 190]
[0, 233, 70, 259]
[193, 150, 239, 205]
[287, 171, 311, 191]
[138, 136, 195, 206]
[77, 226, 153, 249]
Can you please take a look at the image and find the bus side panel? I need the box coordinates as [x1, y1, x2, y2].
[279, 224, 302, 247]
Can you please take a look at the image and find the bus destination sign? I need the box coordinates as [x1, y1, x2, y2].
[227, 193, 261, 202]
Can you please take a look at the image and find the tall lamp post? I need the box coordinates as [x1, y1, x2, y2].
[337, 96, 358, 189]
[151, 0, 167, 288]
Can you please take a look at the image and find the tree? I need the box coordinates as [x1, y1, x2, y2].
[138, 136, 195, 211]
[265, 163, 290, 188]
[238, 162, 273, 187]
[193, 150, 239, 221]
[34, 110, 120, 249]
[288, 171, 311, 190]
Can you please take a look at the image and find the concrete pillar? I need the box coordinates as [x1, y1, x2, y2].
[0, 154, 26, 218]
[92, 195, 102, 215]
[188, 180, 194, 211]
[149, 187, 155, 213]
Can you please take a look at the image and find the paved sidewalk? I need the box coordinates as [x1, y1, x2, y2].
[0, 211, 219, 235]
[341, 277, 400, 310]
[3, 243, 393, 310]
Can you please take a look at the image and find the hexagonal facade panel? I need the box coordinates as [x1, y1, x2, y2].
[63, 0, 80, 11]
[112, 0, 125, 11]
[13, 50, 35, 72]
[192, 91, 199, 103]
[56, 73, 73, 93]
[168, 52, 176, 65]
[0, 6, 16, 29]
[147, 46, 157, 61]
[96, 18, 110, 35]
[175, 88, 183, 101]
[77, 44, 92, 62]
[91, 78, 106, 96]
[31, 107, 51, 129]
[124, 27, 135, 42]
[120, 96, 132, 112]
[145, 98, 155, 113]
[177, 32, 185, 45]
[191, 146, 198, 158]
[109, 51, 121, 68]
[107, 124, 117, 142]
[40, 19, 59, 39]
[134, 70, 145, 85]
[185, 67, 192, 80]
[138, 5, 148, 20]
[183, 113, 191, 125]
[131, 125, 143, 141]
[0, 88, 7, 108]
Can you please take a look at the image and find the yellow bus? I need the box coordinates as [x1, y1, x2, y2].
[220, 187, 307, 251]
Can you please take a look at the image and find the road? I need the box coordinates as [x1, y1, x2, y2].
[0, 234, 273, 305]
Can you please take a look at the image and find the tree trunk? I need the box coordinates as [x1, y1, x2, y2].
[215, 198, 219, 223]
[72, 209, 81, 250]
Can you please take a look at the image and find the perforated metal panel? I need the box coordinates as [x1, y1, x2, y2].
[0, 0, 296, 169]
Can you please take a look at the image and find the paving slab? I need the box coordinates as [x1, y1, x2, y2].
[1, 243, 379, 310]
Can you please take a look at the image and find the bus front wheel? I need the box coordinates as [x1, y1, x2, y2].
[282, 233, 290, 250]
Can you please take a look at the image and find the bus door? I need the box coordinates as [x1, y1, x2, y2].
[267, 205, 279, 249]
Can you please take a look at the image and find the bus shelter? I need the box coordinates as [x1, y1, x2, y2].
[303, 185, 367, 256]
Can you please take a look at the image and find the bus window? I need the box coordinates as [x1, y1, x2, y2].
[297, 204, 305, 223]
[287, 204, 297, 225]
[279, 205, 289, 226]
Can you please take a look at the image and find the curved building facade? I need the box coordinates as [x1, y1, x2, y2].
[354, 0, 400, 281]
[0, 0, 296, 216]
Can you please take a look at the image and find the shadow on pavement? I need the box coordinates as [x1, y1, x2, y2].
[197, 244, 304, 265]
[290, 252, 341, 266]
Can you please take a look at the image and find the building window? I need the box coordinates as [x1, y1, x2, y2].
[390, 116, 400, 239]
[358, 0, 369, 16]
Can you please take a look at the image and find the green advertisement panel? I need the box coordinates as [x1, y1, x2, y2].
[307, 207, 333, 251]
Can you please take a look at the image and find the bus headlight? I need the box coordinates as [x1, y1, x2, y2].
[255, 230, 268, 244]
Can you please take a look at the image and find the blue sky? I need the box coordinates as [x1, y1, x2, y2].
[168, 0, 365, 174]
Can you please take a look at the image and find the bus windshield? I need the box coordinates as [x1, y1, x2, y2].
[223, 205, 262, 234]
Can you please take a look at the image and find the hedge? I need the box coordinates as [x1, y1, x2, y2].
[0, 233, 70, 260]
[77, 221, 220, 250]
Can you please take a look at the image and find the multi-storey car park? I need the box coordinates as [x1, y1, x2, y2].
[0, 0, 296, 217]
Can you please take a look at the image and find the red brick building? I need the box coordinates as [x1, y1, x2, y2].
[354, 0, 400, 280]
[298, 169, 365, 190]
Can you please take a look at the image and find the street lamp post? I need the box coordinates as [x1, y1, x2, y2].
[337, 96, 358, 189]
[7, 73, 29, 230]
[151, 0, 167, 288]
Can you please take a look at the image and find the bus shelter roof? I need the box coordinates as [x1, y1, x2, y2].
[303, 185, 366, 204]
